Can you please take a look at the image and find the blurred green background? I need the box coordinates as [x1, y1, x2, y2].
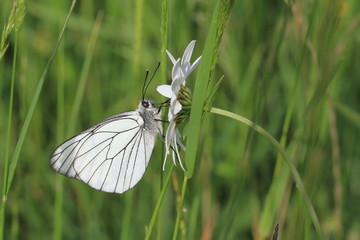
[1, 0, 359, 239]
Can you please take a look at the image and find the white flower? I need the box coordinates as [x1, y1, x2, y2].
[157, 40, 202, 171]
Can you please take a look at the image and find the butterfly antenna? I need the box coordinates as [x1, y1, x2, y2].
[142, 70, 150, 100]
[143, 62, 161, 99]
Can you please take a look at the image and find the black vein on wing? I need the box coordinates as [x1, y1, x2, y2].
[100, 148, 117, 192]
[51, 122, 102, 175]
[51, 135, 82, 166]
[129, 129, 144, 188]
[101, 128, 142, 192]
[75, 126, 141, 187]
[71, 118, 139, 180]
[115, 141, 127, 192]
[51, 116, 139, 179]
[74, 126, 138, 160]
[52, 132, 93, 175]
[115, 129, 142, 193]
[143, 132, 147, 170]
[78, 140, 110, 177]
[122, 129, 142, 192]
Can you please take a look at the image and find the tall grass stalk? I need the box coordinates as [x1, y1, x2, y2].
[119, 26, 146, 231]
[132, 0, 144, 83]
[1, 1, 25, 238]
[160, 0, 168, 87]
[52, 8, 102, 240]
[210, 107, 324, 240]
[0, 1, 24, 61]
[327, 97, 343, 237]
[120, 190, 134, 240]
[166, 0, 234, 238]
[332, 98, 360, 128]
[172, 176, 188, 240]
[1, 24, 19, 240]
[258, 1, 329, 235]
[53, 20, 65, 240]
[145, 166, 174, 240]
[158, 0, 169, 239]
[0, 1, 76, 239]
[52, 1, 66, 238]
[184, 0, 234, 178]
[258, 49, 301, 237]
[68, 12, 103, 135]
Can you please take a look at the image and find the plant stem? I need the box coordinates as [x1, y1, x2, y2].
[0, 24, 19, 240]
[0, 1, 77, 238]
[172, 176, 188, 240]
[145, 165, 174, 240]
[209, 107, 324, 240]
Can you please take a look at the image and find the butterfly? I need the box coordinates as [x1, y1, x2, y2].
[51, 98, 162, 194]
[51, 64, 164, 194]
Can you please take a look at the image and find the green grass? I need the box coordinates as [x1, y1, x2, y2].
[1, 0, 359, 239]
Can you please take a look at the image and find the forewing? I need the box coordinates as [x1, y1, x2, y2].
[51, 111, 157, 194]
[51, 112, 137, 178]
[51, 130, 93, 178]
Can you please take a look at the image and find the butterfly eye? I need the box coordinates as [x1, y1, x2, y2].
[142, 100, 150, 108]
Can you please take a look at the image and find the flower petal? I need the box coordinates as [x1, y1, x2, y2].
[168, 111, 174, 122]
[171, 60, 183, 81]
[159, 40, 202, 171]
[173, 138, 184, 170]
[176, 128, 186, 151]
[166, 50, 178, 65]
[171, 78, 183, 94]
[156, 85, 173, 98]
[173, 101, 182, 114]
[181, 40, 196, 65]
[184, 56, 202, 79]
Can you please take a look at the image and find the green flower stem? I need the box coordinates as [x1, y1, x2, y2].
[209, 107, 324, 240]
[172, 176, 188, 240]
[145, 165, 174, 240]
[185, 0, 234, 178]
[0, 23, 19, 240]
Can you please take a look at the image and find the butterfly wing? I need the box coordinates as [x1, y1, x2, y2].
[51, 111, 157, 194]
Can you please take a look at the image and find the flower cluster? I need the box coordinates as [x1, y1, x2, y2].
[157, 40, 202, 170]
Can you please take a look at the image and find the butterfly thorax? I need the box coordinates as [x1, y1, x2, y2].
[137, 99, 162, 135]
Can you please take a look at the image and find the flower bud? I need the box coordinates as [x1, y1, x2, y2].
[175, 84, 193, 124]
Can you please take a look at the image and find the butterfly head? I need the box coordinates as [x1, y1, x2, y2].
[139, 98, 160, 115]
[138, 98, 162, 134]
[142, 98, 151, 108]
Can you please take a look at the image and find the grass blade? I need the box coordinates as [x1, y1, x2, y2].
[332, 99, 360, 129]
[184, 0, 234, 178]
[5, 0, 77, 197]
[145, 166, 174, 240]
[210, 107, 324, 240]
[1, 24, 19, 240]
[0, 1, 77, 239]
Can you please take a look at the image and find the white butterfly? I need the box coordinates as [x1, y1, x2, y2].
[51, 98, 162, 194]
